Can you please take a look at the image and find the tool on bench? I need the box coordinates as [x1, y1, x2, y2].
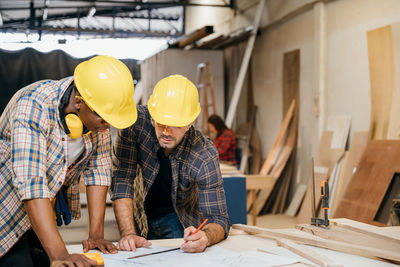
[310, 158, 330, 228]
[127, 218, 208, 259]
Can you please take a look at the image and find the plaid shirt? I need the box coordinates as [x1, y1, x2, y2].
[111, 105, 230, 237]
[214, 129, 237, 164]
[0, 77, 111, 256]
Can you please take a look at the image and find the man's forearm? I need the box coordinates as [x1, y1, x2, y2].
[112, 198, 136, 236]
[86, 185, 107, 239]
[24, 198, 68, 261]
[203, 222, 225, 246]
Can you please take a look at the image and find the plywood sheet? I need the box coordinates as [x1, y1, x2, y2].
[333, 140, 400, 224]
[367, 25, 395, 140]
[387, 22, 400, 139]
[285, 183, 307, 217]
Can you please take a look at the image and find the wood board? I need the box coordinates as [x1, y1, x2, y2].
[330, 218, 400, 243]
[232, 223, 400, 262]
[276, 239, 343, 267]
[367, 25, 395, 140]
[285, 183, 308, 217]
[331, 131, 369, 215]
[387, 22, 400, 139]
[296, 224, 400, 254]
[333, 140, 400, 224]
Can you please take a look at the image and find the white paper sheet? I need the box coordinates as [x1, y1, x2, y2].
[83, 245, 299, 267]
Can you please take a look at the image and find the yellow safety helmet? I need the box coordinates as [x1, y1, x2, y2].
[74, 55, 137, 129]
[148, 75, 201, 127]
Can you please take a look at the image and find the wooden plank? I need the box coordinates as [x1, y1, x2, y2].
[331, 218, 400, 243]
[259, 100, 296, 175]
[225, 0, 265, 128]
[246, 175, 276, 190]
[331, 132, 369, 215]
[247, 100, 295, 213]
[254, 142, 294, 215]
[276, 239, 343, 267]
[285, 183, 308, 217]
[325, 158, 343, 216]
[282, 49, 300, 118]
[333, 140, 400, 224]
[232, 224, 400, 262]
[387, 23, 400, 139]
[175, 26, 214, 48]
[296, 224, 400, 254]
[367, 25, 395, 140]
[326, 116, 351, 149]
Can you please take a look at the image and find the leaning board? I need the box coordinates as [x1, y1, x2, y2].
[334, 140, 400, 224]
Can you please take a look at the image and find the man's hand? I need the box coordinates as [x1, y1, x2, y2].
[117, 234, 152, 251]
[181, 226, 208, 253]
[82, 238, 118, 254]
[50, 253, 97, 267]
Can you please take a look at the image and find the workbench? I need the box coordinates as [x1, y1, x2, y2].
[66, 222, 400, 267]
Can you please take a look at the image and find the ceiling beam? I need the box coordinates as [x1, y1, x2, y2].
[1, 26, 182, 38]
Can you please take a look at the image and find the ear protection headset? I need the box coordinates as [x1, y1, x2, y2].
[59, 83, 89, 139]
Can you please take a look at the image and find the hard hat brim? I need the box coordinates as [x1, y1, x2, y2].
[100, 103, 137, 129]
[148, 104, 200, 127]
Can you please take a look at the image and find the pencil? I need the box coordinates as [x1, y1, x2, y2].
[184, 218, 208, 243]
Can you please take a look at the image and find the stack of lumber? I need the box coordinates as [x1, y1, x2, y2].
[247, 100, 298, 217]
[233, 218, 400, 265]
[247, 100, 297, 221]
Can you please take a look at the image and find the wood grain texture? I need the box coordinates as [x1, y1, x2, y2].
[367, 25, 395, 140]
[276, 239, 343, 267]
[333, 140, 400, 224]
[387, 23, 400, 139]
[330, 218, 400, 243]
[296, 224, 400, 253]
[232, 223, 400, 262]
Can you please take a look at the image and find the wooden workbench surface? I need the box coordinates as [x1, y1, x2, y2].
[67, 223, 399, 267]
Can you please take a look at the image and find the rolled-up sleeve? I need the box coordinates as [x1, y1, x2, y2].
[12, 98, 50, 200]
[84, 130, 112, 186]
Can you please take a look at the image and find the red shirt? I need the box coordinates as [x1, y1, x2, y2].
[214, 129, 237, 164]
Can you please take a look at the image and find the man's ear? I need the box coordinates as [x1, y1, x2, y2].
[74, 95, 83, 110]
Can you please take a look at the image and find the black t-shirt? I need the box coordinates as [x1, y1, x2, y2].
[144, 149, 174, 219]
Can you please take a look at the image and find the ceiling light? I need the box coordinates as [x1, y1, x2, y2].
[43, 9, 48, 21]
[88, 7, 96, 17]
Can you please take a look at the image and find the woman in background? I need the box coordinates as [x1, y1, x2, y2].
[207, 114, 237, 165]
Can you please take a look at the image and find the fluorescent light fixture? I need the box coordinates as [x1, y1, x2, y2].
[88, 7, 96, 17]
[43, 9, 48, 21]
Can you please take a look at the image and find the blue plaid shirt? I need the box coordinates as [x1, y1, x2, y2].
[0, 77, 112, 256]
[111, 105, 230, 237]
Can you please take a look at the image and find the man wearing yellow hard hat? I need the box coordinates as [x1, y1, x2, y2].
[111, 74, 229, 253]
[0, 55, 137, 267]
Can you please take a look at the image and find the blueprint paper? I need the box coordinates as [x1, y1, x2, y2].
[90, 245, 299, 267]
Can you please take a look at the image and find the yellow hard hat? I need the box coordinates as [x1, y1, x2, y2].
[148, 74, 201, 127]
[74, 55, 137, 129]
